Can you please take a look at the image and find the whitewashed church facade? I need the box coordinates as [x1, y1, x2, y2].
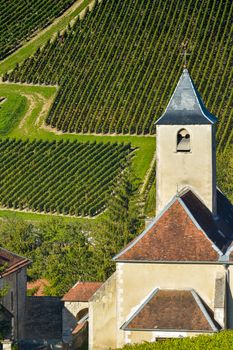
[88, 69, 233, 349]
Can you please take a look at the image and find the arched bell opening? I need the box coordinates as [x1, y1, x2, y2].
[177, 128, 191, 152]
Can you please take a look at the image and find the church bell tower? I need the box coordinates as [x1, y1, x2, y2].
[155, 69, 217, 215]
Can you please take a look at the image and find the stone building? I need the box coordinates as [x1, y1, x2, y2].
[0, 247, 30, 340]
[62, 281, 102, 348]
[88, 69, 233, 349]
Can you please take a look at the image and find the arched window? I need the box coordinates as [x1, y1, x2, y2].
[76, 308, 88, 321]
[177, 129, 190, 152]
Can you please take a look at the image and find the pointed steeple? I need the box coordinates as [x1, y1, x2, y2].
[156, 69, 217, 125]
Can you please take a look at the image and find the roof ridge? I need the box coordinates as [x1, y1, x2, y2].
[0, 246, 30, 262]
[177, 197, 223, 256]
[155, 69, 217, 125]
[122, 288, 219, 332]
[190, 290, 219, 331]
[2, 259, 31, 277]
[114, 189, 227, 262]
[121, 287, 160, 330]
[188, 74, 216, 124]
[113, 195, 179, 261]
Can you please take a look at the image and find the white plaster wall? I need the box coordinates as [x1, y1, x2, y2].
[89, 273, 116, 350]
[156, 125, 216, 214]
[226, 265, 233, 328]
[2, 341, 12, 350]
[116, 262, 224, 348]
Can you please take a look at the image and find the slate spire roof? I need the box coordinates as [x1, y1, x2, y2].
[156, 69, 217, 125]
[121, 289, 219, 332]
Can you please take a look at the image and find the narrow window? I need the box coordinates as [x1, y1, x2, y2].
[177, 128, 190, 152]
[154, 338, 173, 342]
[11, 291, 14, 311]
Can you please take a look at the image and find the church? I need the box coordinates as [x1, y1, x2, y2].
[88, 69, 233, 349]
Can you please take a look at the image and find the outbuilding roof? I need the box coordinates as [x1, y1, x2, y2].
[62, 281, 102, 302]
[114, 189, 232, 262]
[121, 289, 219, 332]
[155, 69, 217, 125]
[0, 247, 31, 277]
[27, 279, 49, 296]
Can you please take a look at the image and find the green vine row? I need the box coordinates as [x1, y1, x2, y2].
[0, 138, 132, 216]
[4, 0, 233, 150]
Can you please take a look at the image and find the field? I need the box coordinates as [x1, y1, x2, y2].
[0, 83, 155, 220]
[0, 92, 27, 135]
[3, 0, 232, 151]
[0, 0, 93, 75]
[0, 0, 78, 60]
[0, 138, 131, 216]
[0, 0, 232, 221]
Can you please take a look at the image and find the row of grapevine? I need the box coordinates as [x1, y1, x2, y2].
[118, 331, 233, 350]
[0, 0, 77, 60]
[0, 138, 132, 216]
[4, 0, 233, 150]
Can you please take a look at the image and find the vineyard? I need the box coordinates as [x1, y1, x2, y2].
[0, 92, 27, 135]
[4, 0, 233, 150]
[0, 138, 131, 216]
[0, 0, 77, 60]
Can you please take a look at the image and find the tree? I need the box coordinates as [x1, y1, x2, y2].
[91, 166, 144, 280]
[0, 165, 144, 295]
[40, 221, 95, 296]
[217, 146, 233, 203]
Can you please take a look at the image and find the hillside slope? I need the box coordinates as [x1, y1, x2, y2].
[5, 0, 233, 150]
[0, 138, 131, 216]
[0, 0, 77, 60]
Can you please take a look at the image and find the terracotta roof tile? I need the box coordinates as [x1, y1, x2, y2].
[115, 189, 233, 262]
[0, 247, 31, 277]
[115, 197, 219, 262]
[62, 282, 102, 302]
[27, 279, 49, 296]
[122, 289, 218, 332]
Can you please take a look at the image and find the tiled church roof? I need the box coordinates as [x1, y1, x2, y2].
[114, 189, 232, 262]
[181, 190, 233, 252]
[155, 69, 217, 125]
[62, 281, 102, 302]
[0, 247, 31, 277]
[121, 289, 219, 332]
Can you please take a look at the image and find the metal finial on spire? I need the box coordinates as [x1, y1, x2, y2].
[181, 41, 191, 69]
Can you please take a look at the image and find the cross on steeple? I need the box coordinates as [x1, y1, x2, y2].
[181, 41, 191, 68]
